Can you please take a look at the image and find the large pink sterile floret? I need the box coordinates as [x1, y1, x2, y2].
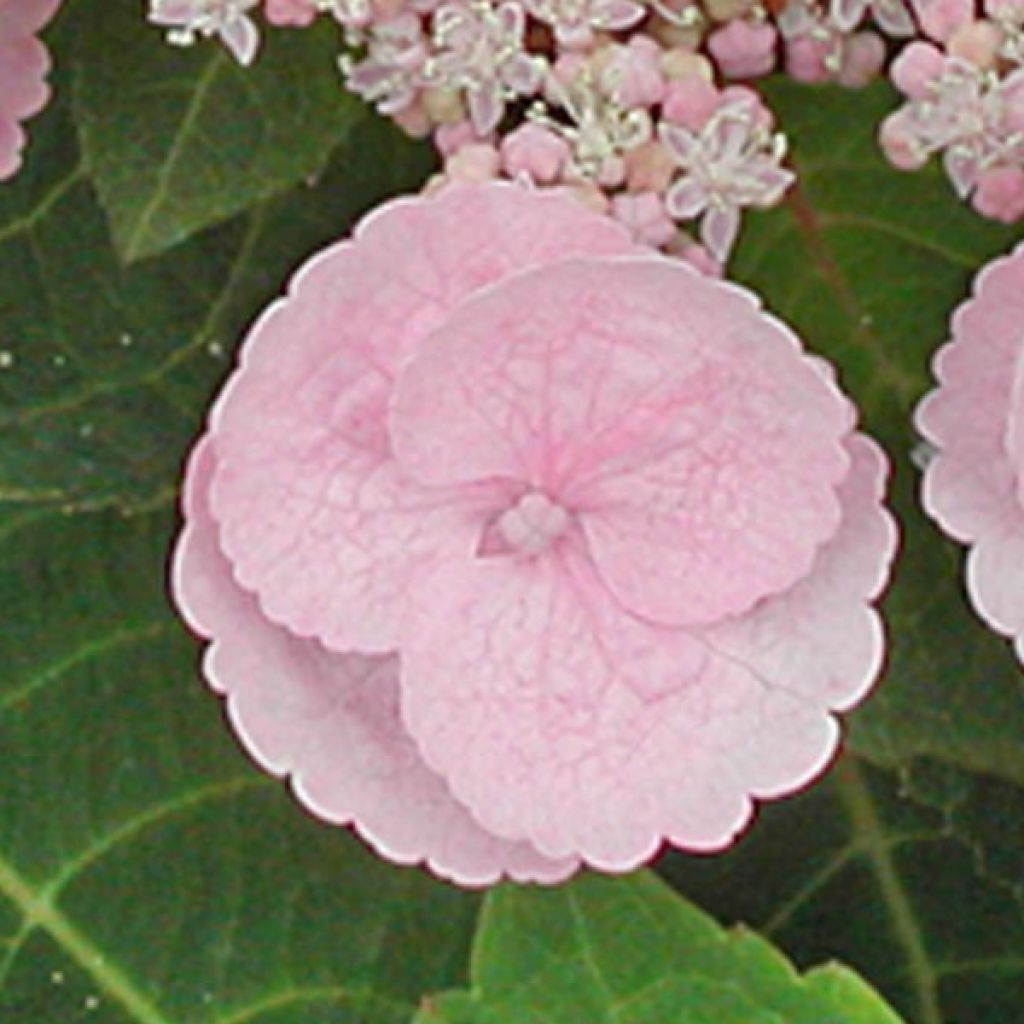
[917, 244, 1024, 660]
[0, 0, 61, 181]
[174, 182, 897, 884]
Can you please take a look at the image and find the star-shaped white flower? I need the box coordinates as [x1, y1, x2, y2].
[426, 1, 546, 135]
[661, 94, 794, 263]
[149, 0, 261, 65]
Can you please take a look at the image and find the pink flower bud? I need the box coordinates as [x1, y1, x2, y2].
[611, 191, 677, 246]
[910, 0, 974, 41]
[785, 38, 831, 83]
[890, 40, 945, 97]
[972, 165, 1024, 222]
[445, 142, 501, 182]
[661, 74, 720, 129]
[837, 31, 886, 87]
[947, 19, 1002, 69]
[265, 0, 317, 25]
[878, 109, 928, 170]
[500, 123, 571, 182]
[708, 20, 779, 79]
[624, 140, 677, 192]
[434, 120, 477, 158]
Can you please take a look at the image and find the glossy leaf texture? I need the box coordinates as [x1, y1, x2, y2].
[73, 0, 364, 262]
[415, 872, 903, 1024]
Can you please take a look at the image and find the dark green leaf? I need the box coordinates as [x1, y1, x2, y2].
[73, 0, 365, 262]
[415, 871, 903, 1024]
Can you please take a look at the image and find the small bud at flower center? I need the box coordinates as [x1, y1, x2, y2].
[497, 491, 571, 554]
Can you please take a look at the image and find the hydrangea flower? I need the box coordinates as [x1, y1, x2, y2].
[916, 244, 1024, 660]
[524, 0, 647, 49]
[661, 88, 795, 262]
[173, 183, 896, 885]
[425, 1, 545, 135]
[881, 48, 1024, 217]
[342, 14, 428, 116]
[149, 0, 261, 64]
[0, 0, 61, 181]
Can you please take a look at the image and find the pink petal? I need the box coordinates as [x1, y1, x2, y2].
[708, 434, 898, 715]
[700, 203, 741, 263]
[0, 0, 60, 181]
[831, 0, 868, 30]
[398, 520, 870, 865]
[917, 243, 1024, 639]
[872, 0, 915, 35]
[219, 14, 260, 66]
[392, 257, 852, 628]
[207, 184, 634, 653]
[664, 176, 710, 219]
[174, 440, 577, 886]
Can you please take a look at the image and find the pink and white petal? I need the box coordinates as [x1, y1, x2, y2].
[174, 440, 577, 886]
[965, 515, 1024, 635]
[594, 0, 647, 30]
[872, 0, 916, 35]
[0, 0, 60, 181]
[399, 540, 853, 866]
[917, 243, 1024, 543]
[830, 0, 868, 31]
[664, 176, 710, 220]
[393, 257, 852, 628]
[0, 0, 60, 36]
[209, 184, 635, 652]
[706, 434, 897, 716]
[700, 203, 741, 264]
[218, 14, 260, 65]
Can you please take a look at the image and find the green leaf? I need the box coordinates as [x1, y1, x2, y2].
[72, 0, 365, 263]
[414, 872, 903, 1024]
[0, 34, 434, 511]
[0, 499, 478, 1024]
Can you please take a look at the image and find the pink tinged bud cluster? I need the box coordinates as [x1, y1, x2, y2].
[882, 32, 1024, 222]
[172, 183, 898, 885]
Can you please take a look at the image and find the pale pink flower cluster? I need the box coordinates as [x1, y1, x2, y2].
[882, 0, 1024, 221]
[136, 0, 1024, 241]
[0, 0, 61, 181]
[143, 0, 920, 265]
[173, 183, 897, 885]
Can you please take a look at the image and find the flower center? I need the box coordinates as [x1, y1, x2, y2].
[496, 491, 571, 555]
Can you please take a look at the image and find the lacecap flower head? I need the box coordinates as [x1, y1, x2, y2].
[917, 243, 1024, 659]
[0, 0, 61, 181]
[173, 182, 897, 886]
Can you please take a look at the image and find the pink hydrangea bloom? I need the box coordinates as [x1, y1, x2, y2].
[173, 183, 896, 884]
[0, 0, 61, 181]
[916, 244, 1024, 659]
